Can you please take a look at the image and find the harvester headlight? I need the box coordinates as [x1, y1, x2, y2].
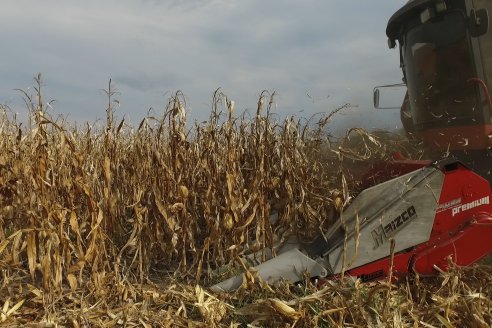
[420, 8, 435, 24]
[435, 1, 447, 13]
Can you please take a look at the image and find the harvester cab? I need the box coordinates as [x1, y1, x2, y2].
[211, 0, 492, 292]
[381, 0, 492, 179]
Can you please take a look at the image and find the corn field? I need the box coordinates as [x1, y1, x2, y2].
[0, 78, 490, 327]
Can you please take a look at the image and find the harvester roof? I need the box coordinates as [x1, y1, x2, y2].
[387, 0, 443, 42]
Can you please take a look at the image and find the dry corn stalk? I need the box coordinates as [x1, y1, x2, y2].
[1, 78, 488, 327]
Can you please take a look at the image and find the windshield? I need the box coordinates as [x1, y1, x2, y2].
[403, 11, 480, 128]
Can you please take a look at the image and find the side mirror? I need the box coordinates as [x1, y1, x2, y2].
[470, 8, 489, 37]
[373, 88, 380, 108]
[373, 83, 406, 109]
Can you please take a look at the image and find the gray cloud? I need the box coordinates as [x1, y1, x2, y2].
[0, 0, 407, 132]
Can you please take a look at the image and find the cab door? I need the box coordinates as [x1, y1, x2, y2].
[469, 0, 492, 121]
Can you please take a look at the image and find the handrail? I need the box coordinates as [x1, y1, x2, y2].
[467, 77, 492, 116]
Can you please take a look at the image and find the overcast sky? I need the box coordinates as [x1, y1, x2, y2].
[0, 0, 408, 134]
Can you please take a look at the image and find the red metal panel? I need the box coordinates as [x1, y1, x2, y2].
[415, 124, 492, 151]
[344, 162, 492, 281]
[413, 214, 492, 274]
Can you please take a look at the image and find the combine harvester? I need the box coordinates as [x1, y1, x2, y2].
[212, 0, 492, 292]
